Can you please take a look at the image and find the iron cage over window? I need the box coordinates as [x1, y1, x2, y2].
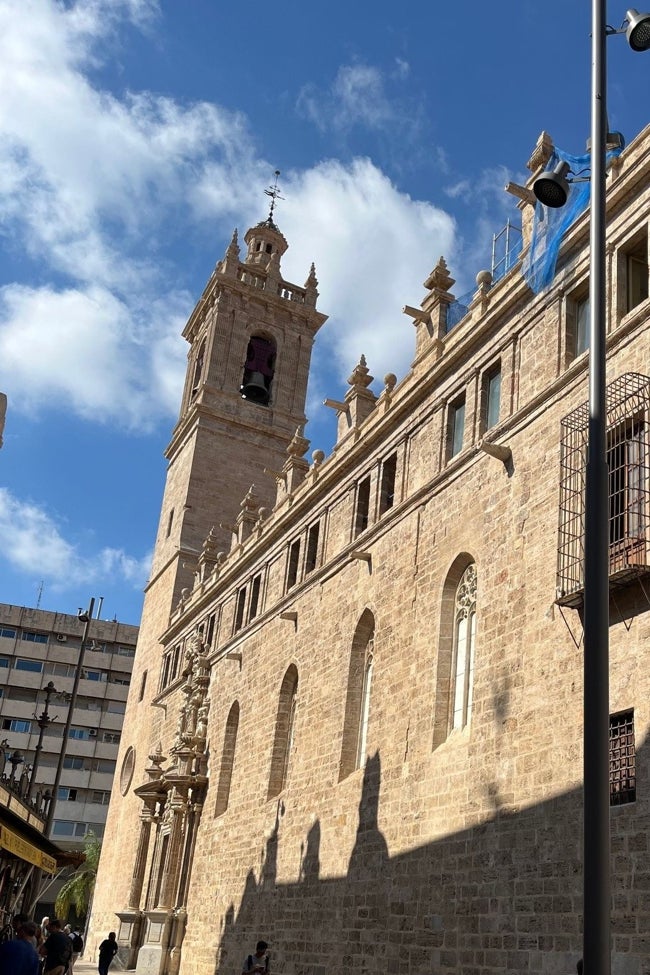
[557, 372, 650, 606]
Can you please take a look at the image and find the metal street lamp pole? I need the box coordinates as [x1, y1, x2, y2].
[27, 680, 58, 801]
[45, 597, 95, 832]
[583, 4, 611, 975]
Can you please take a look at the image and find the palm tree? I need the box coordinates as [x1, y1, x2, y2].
[55, 832, 102, 924]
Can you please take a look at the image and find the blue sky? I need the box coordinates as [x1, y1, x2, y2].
[1, 0, 649, 626]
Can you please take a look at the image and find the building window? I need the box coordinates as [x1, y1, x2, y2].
[0, 656, 9, 668]
[268, 665, 298, 799]
[139, 670, 147, 702]
[2, 718, 31, 733]
[206, 612, 217, 647]
[91, 790, 111, 805]
[116, 646, 136, 658]
[233, 588, 247, 633]
[57, 787, 78, 801]
[15, 658, 43, 673]
[557, 373, 650, 605]
[608, 417, 647, 573]
[451, 563, 477, 731]
[339, 610, 375, 780]
[109, 673, 130, 686]
[249, 574, 262, 621]
[215, 701, 239, 816]
[0, 627, 16, 639]
[51, 821, 76, 837]
[449, 397, 466, 459]
[432, 555, 477, 749]
[482, 365, 502, 432]
[379, 454, 397, 515]
[69, 727, 93, 740]
[355, 476, 371, 536]
[286, 540, 301, 590]
[610, 709, 635, 805]
[63, 756, 85, 770]
[166, 508, 174, 538]
[82, 670, 107, 682]
[356, 641, 374, 769]
[103, 732, 121, 744]
[565, 291, 590, 363]
[575, 296, 590, 357]
[21, 631, 48, 644]
[191, 339, 205, 397]
[626, 236, 649, 313]
[305, 522, 320, 574]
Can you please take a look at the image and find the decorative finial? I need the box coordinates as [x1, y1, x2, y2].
[264, 170, 285, 228]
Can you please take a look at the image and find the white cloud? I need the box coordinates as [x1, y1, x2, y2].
[0, 283, 187, 429]
[0, 3, 458, 432]
[274, 159, 456, 387]
[296, 61, 419, 138]
[0, 487, 151, 589]
[0, 0, 252, 287]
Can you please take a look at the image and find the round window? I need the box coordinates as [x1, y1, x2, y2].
[120, 746, 136, 795]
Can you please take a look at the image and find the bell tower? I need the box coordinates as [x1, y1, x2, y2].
[149, 193, 327, 608]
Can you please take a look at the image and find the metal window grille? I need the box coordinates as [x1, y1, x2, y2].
[610, 709, 636, 806]
[557, 373, 650, 605]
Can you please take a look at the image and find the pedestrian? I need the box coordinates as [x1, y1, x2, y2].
[40, 918, 73, 975]
[242, 940, 270, 975]
[70, 927, 84, 974]
[0, 919, 40, 975]
[97, 931, 118, 975]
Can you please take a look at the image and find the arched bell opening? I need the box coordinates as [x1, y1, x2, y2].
[241, 335, 276, 406]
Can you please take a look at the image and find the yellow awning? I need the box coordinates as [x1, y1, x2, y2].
[0, 824, 57, 874]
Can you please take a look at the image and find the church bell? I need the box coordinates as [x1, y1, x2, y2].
[241, 371, 270, 405]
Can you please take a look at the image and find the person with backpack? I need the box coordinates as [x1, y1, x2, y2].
[69, 928, 84, 973]
[242, 940, 270, 975]
[39, 918, 72, 975]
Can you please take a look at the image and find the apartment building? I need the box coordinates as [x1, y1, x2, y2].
[0, 602, 138, 849]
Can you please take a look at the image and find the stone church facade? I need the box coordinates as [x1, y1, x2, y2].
[89, 125, 650, 975]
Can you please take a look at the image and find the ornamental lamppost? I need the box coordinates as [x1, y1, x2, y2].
[26, 680, 59, 801]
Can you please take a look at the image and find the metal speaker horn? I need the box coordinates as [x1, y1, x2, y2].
[626, 8, 650, 50]
[241, 372, 270, 405]
[532, 160, 572, 209]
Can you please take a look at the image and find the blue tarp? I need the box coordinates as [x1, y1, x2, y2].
[523, 144, 622, 294]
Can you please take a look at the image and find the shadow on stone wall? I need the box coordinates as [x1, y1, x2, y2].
[211, 743, 646, 975]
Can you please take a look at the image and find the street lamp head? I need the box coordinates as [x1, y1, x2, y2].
[626, 8, 650, 50]
[77, 608, 90, 623]
[532, 160, 572, 208]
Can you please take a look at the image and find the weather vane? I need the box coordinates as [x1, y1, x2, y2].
[264, 170, 285, 225]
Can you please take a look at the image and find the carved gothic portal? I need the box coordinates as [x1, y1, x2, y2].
[117, 633, 211, 975]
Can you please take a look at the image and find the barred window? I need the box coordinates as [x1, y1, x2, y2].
[610, 709, 636, 806]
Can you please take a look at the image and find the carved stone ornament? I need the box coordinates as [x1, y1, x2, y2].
[455, 563, 477, 621]
[170, 628, 212, 762]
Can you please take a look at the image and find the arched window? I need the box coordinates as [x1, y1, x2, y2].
[267, 665, 298, 799]
[215, 702, 239, 816]
[191, 339, 206, 397]
[432, 556, 477, 748]
[241, 334, 276, 406]
[339, 610, 375, 780]
[451, 563, 477, 731]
